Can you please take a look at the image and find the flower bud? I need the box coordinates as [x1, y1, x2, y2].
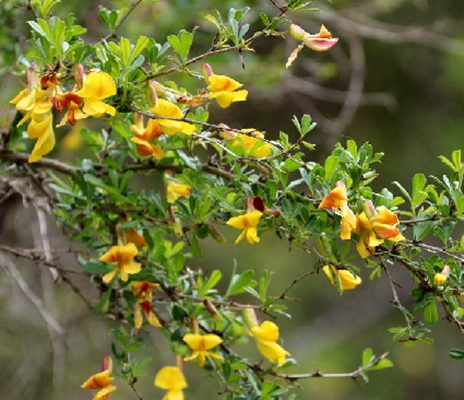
[204, 299, 224, 322]
[218, 123, 237, 140]
[102, 354, 113, 372]
[74, 64, 85, 88]
[207, 223, 226, 243]
[202, 63, 213, 78]
[288, 24, 307, 41]
[434, 265, 450, 286]
[242, 307, 259, 329]
[146, 81, 161, 107]
[26, 66, 38, 87]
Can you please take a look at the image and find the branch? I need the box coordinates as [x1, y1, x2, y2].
[0, 252, 65, 336]
[0, 150, 78, 175]
[315, 11, 464, 55]
[144, 31, 267, 80]
[104, 0, 143, 40]
[276, 352, 390, 381]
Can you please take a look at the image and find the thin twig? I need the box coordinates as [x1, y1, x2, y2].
[0, 150, 77, 175]
[144, 31, 267, 80]
[104, 0, 143, 40]
[0, 253, 65, 336]
[278, 270, 315, 299]
[276, 352, 390, 381]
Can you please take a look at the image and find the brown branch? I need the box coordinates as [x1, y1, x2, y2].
[0, 244, 94, 309]
[0, 150, 78, 175]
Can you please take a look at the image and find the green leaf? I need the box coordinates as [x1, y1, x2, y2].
[226, 269, 256, 297]
[197, 270, 222, 298]
[130, 35, 149, 64]
[81, 262, 110, 274]
[367, 358, 394, 371]
[449, 348, 464, 360]
[362, 348, 373, 367]
[167, 29, 194, 62]
[412, 173, 428, 209]
[424, 300, 438, 325]
[324, 155, 339, 181]
[95, 283, 113, 313]
[120, 36, 131, 67]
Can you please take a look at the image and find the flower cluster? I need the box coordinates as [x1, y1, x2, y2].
[318, 182, 405, 290]
[11, 68, 116, 162]
[319, 183, 405, 259]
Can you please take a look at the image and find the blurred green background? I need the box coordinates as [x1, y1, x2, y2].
[1, 0, 464, 399]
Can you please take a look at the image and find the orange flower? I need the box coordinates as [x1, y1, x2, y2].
[130, 114, 164, 159]
[81, 356, 117, 400]
[318, 182, 357, 240]
[99, 243, 142, 283]
[356, 202, 405, 258]
[132, 281, 161, 329]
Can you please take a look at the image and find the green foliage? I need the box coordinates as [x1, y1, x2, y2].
[2, 1, 464, 399]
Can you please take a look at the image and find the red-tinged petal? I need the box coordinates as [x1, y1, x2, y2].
[303, 37, 339, 52]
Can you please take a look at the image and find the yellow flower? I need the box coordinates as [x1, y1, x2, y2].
[434, 273, 447, 286]
[75, 71, 116, 118]
[183, 333, 223, 367]
[356, 204, 405, 258]
[318, 183, 357, 240]
[99, 243, 142, 283]
[11, 87, 55, 162]
[150, 99, 195, 136]
[207, 74, 248, 108]
[132, 281, 161, 329]
[81, 369, 117, 400]
[323, 265, 362, 290]
[231, 129, 272, 158]
[226, 210, 263, 244]
[167, 182, 191, 203]
[251, 321, 290, 364]
[154, 366, 187, 400]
